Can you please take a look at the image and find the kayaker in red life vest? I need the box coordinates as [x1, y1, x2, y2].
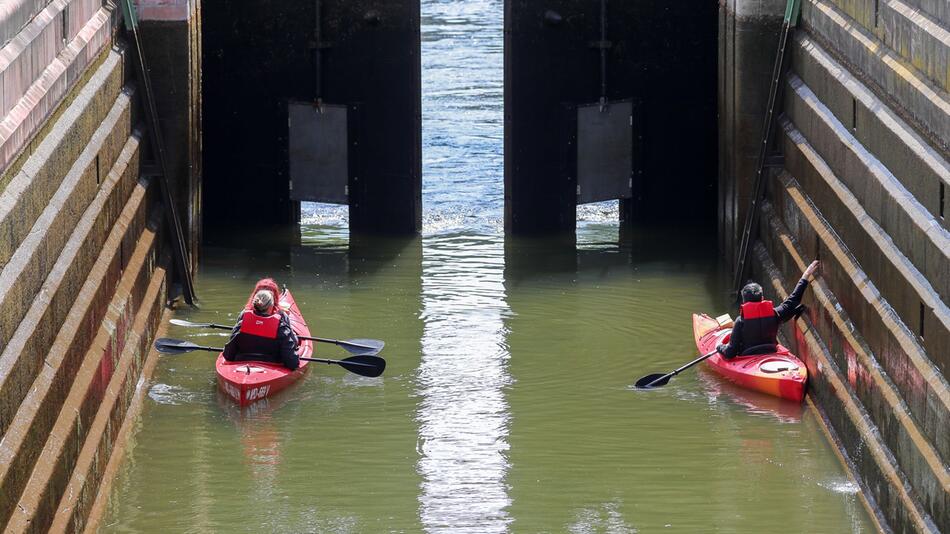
[222, 279, 300, 370]
[717, 260, 820, 359]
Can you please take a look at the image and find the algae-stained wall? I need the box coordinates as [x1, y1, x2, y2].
[0, 0, 174, 531]
[721, 0, 950, 531]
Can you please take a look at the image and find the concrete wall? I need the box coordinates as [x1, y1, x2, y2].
[200, 0, 422, 235]
[718, 0, 787, 270]
[0, 1, 171, 531]
[720, 0, 949, 530]
[506, 0, 718, 235]
[137, 0, 202, 272]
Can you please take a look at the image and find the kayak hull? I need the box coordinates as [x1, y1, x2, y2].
[692, 313, 807, 402]
[216, 285, 313, 406]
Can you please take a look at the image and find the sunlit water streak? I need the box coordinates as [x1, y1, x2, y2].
[416, 235, 513, 532]
[414, 3, 514, 531]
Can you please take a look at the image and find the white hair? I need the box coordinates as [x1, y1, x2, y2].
[252, 289, 274, 313]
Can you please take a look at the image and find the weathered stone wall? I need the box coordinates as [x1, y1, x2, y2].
[722, 0, 949, 530]
[0, 1, 173, 531]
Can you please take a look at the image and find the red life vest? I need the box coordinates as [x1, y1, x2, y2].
[740, 300, 775, 320]
[239, 310, 281, 339]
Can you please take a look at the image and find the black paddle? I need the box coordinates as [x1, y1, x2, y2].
[153, 338, 386, 378]
[635, 350, 718, 389]
[168, 318, 385, 355]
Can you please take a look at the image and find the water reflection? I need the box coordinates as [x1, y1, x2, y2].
[416, 235, 513, 532]
[698, 369, 805, 424]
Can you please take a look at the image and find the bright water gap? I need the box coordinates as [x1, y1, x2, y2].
[100, 1, 873, 531]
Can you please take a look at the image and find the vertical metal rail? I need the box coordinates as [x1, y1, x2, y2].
[598, 0, 608, 110]
[313, 0, 322, 105]
[732, 0, 800, 295]
[120, 0, 197, 305]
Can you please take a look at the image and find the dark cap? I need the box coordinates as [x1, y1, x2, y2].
[741, 282, 763, 303]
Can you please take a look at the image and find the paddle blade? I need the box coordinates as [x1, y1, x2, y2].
[169, 318, 231, 330]
[154, 338, 200, 354]
[634, 373, 671, 389]
[338, 354, 386, 378]
[333, 338, 385, 355]
[170, 318, 210, 328]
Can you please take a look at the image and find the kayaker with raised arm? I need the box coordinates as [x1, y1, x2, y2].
[223, 278, 300, 370]
[717, 260, 820, 359]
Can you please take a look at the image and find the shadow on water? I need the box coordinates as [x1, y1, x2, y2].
[504, 223, 727, 304]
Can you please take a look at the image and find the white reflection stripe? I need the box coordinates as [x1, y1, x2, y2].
[416, 236, 512, 533]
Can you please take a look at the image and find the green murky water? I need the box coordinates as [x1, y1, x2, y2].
[99, 225, 873, 533]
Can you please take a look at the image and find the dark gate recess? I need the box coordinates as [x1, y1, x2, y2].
[202, 0, 421, 235]
[505, 0, 718, 234]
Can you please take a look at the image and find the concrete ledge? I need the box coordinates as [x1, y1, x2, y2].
[0, 1, 55, 49]
[0, 130, 140, 439]
[0, 0, 63, 118]
[751, 243, 941, 533]
[0, 169, 151, 529]
[784, 75, 950, 301]
[5, 210, 161, 534]
[897, 0, 949, 28]
[0, 52, 125, 269]
[791, 35, 950, 231]
[48, 256, 166, 534]
[882, 0, 949, 92]
[783, 121, 950, 432]
[0, 4, 114, 174]
[759, 194, 949, 528]
[75, 308, 170, 534]
[821, 0, 876, 33]
[802, 0, 950, 153]
[0, 89, 131, 360]
[721, 0, 787, 21]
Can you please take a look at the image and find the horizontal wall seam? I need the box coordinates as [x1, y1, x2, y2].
[49, 254, 166, 534]
[884, 0, 950, 91]
[0, 4, 113, 177]
[794, 34, 949, 182]
[0, 158, 147, 529]
[755, 243, 940, 533]
[803, 0, 950, 152]
[0, 92, 132, 430]
[785, 73, 950, 297]
[761, 197, 950, 518]
[6, 205, 159, 533]
[780, 118, 950, 341]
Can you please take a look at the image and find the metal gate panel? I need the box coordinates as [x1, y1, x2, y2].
[576, 100, 632, 205]
[288, 102, 348, 204]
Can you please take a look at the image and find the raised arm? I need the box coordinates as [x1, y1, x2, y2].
[775, 260, 819, 322]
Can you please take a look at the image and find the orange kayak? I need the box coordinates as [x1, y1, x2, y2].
[692, 313, 807, 402]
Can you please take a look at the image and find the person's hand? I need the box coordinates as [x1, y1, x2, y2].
[802, 260, 820, 280]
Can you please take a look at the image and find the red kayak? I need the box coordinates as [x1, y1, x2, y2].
[216, 283, 313, 406]
[693, 313, 807, 402]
